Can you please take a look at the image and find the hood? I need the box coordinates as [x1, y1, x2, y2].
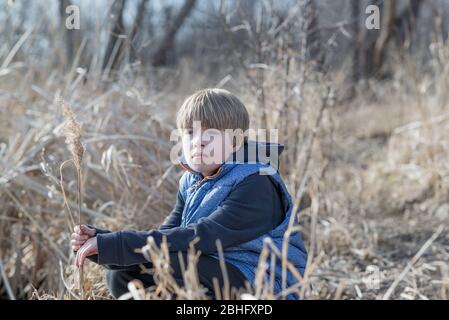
[232, 140, 284, 163]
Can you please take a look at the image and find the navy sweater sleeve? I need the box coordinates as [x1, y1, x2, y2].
[96, 173, 285, 266]
[157, 190, 185, 230]
[83, 195, 184, 268]
[84, 226, 113, 266]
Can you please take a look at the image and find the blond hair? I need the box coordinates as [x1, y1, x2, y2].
[177, 88, 249, 134]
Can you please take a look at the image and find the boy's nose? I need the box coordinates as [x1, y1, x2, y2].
[192, 132, 206, 148]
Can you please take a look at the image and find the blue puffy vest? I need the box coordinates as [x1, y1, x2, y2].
[178, 143, 307, 299]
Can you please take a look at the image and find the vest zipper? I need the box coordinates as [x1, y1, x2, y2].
[191, 166, 223, 190]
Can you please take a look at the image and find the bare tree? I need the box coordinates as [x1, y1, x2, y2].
[59, 0, 75, 66]
[102, 0, 127, 72]
[394, 0, 422, 49]
[129, 0, 149, 63]
[350, 0, 361, 84]
[304, 0, 322, 68]
[372, 0, 396, 74]
[363, 0, 422, 78]
[152, 0, 196, 67]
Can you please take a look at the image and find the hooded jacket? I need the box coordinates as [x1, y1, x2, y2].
[93, 141, 307, 299]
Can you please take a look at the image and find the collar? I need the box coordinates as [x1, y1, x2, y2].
[178, 140, 284, 178]
[178, 155, 236, 181]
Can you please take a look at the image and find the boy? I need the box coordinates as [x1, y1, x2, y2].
[71, 88, 307, 299]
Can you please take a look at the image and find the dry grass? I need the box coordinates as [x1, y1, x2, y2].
[1, 38, 449, 300]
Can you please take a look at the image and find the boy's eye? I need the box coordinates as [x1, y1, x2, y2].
[185, 128, 193, 135]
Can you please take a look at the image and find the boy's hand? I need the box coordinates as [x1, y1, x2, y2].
[71, 224, 96, 252]
[75, 237, 98, 268]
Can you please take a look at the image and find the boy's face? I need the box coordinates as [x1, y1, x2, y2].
[181, 127, 235, 176]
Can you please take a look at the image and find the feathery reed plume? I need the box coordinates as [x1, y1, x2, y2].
[58, 94, 86, 300]
[61, 101, 84, 172]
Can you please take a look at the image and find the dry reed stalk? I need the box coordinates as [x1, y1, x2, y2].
[141, 236, 183, 299]
[253, 239, 269, 299]
[214, 240, 230, 300]
[182, 238, 208, 299]
[58, 261, 81, 300]
[252, 237, 306, 300]
[5, 189, 69, 263]
[278, 86, 333, 298]
[59, 159, 76, 231]
[382, 224, 445, 300]
[0, 256, 16, 300]
[59, 95, 86, 300]
[298, 190, 319, 299]
[141, 236, 221, 300]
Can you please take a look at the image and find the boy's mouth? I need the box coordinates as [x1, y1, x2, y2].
[191, 152, 204, 158]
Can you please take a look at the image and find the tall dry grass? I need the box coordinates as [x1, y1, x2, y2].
[1, 28, 449, 300]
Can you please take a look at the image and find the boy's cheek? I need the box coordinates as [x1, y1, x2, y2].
[181, 140, 192, 157]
